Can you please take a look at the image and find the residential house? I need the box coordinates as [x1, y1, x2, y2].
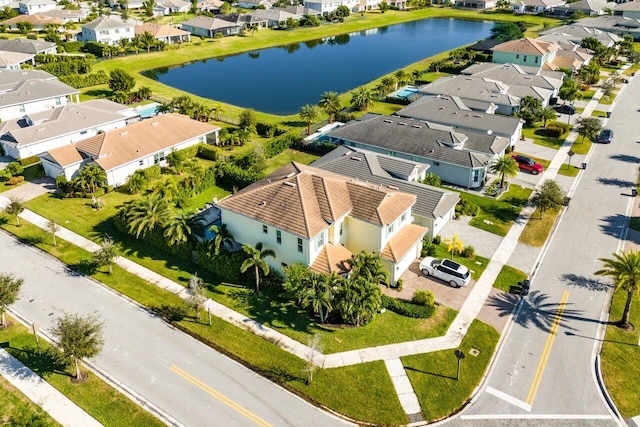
[236, 0, 272, 8]
[539, 25, 621, 47]
[0, 51, 35, 69]
[462, 62, 563, 97]
[555, 0, 610, 15]
[44, 9, 87, 23]
[196, 0, 225, 13]
[219, 12, 269, 29]
[154, 0, 191, 14]
[1, 14, 63, 32]
[134, 22, 190, 44]
[454, 0, 497, 9]
[78, 15, 136, 45]
[181, 16, 242, 37]
[512, 0, 565, 14]
[250, 8, 296, 28]
[395, 94, 524, 148]
[312, 146, 460, 239]
[217, 161, 428, 282]
[282, 5, 323, 17]
[0, 99, 138, 160]
[0, 69, 79, 122]
[573, 16, 640, 39]
[614, 1, 640, 19]
[323, 114, 511, 189]
[304, 0, 360, 15]
[39, 113, 220, 186]
[491, 38, 560, 68]
[0, 38, 57, 55]
[108, 0, 145, 8]
[18, 0, 56, 15]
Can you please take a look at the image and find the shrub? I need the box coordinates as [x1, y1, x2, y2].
[55, 175, 68, 190]
[214, 163, 263, 190]
[264, 132, 299, 158]
[421, 240, 437, 258]
[395, 278, 403, 290]
[412, 290, 435, 307]
[455, 198, 480, 216]
[461, 245, 475, 258]
[197, 144, 217, 161]
[422, 172, 441, 186]
[335, 112, 356, 123]
[432, 235, 441, 245]
[19, 156, 40, 166]
[59, 71, 109, 89]
[6, 176, 24, 185]
[61, 41, 84, 53]
[5, 162, 24, 177]
[26, 33, 37, 40]
[381, 295, 435, 318]
[139, 164, 162, 180]
[256, 122, 284, 138]
[545, 125, 564, 138]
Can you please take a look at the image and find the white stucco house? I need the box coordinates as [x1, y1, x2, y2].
[18, 0, 56, 15]
[0, 100, 138, 160]
[303, 0, 359, 14]
[39, 113, 220, 186]
[78, 15, 137, 45]
[217, 162, 428, 282]
[0, 69, 80, 122]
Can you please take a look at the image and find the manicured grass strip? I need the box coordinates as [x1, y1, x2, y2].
[570, 137, 592, 155]
[0, 316, 165, 427]
[451, 185, 532, 237]
[0, 372, 58, 426]
[493, 264, 528, 293]
[518, 208, 560, 247]
[522, 124, 570, 150]
[177, 316, 408, 425]
[601, 289, 640, 418]
[403, 320, 499, 422]
[579, 89, 595, 100]
[592, 110, 607, 118]
[599, 94, 616, 105]
[263, 149, 320, 176]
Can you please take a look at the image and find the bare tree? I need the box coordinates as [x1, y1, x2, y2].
[303, 333, 323, 384]
[188, 272, 207, 321]
[47, 220, 60, 247]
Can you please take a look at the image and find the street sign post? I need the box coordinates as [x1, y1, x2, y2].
[455, 349, 465, 380]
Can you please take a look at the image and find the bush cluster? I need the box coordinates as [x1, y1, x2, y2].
[197, 144, 218, 161]
[381, 294, 435, 318]
[214, 162, 263, 190]
[6, 176, 24, 185]
[36, 54, 94, 76]
[264, 132, 299, 158]
[412, 290, 435, 307]
[59, 71, 109, 89]
[461, 245, 475, 258]
[421, 239, 437, 258]
[256, 123, 284, 138]
[455, 198, 480, 217]
[18, 156, 40, 167]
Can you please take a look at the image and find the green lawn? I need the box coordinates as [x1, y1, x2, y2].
[521, 123, 570, 150]
[403, 320, 499, 422]
[579, 89, 596, 100]
[599, 93, 616, 105]
[493, 264, 528, 293]
[570, 136, 593, 155]
[432, 243, 489, 281]
[518, 207, 561, 247]
[263, 148, 320, 175]
[0, 316, 165, 427]
[0, 164, 42, 194]
[0, 374, 57, 426]
[452, 185, 532, 236]
[592, 110, 607, 118]
[601, 289, 640, 419]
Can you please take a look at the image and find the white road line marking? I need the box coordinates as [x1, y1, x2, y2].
[461, 414, 613, 420]
[485, 386, 532, 412]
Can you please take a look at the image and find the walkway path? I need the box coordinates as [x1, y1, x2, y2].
[0, 348, 102, 427]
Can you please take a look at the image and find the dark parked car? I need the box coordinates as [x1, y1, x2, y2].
[596, 129, 614, 144]
[512, 155, 544, 175]
[554, 104, 576, 115]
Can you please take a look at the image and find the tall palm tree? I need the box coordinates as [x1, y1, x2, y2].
[240, 242, 275, 292]
[5, 198, 24, 227]
[211, 104, 224, 121]
[209, 223, 235, 255]
[335, 277, 381, 326]
[126, 172, 147, 194]
[380, 76, 396, 93]
[152, 179, 180, 202]
[140, 30, 156, 52]
[444, 234, 463, 259]
[318, 91, 341, 124]
[304, 272, 333, 323]
[350, 87, 376, 111]
[394, 69, 408, 87]
[540, 107, 556, 127]
[125, 195, 172, 238]
[299, 104, 320, 136]
[595, 250, 640, 329]
[346, 251, 389, 287]
[490, 155, 519, 189]
[76, 165, 106, 199]
[164, 211, 196, 246]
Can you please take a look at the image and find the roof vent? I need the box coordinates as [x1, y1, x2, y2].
[388, 185, 399, 190]
[286, 172, 295, 178]
[151, 121, 159, 126]
[351, 156, 361, 161]
[258, 201, 266, 206]
[383, 119, 393, 123]
[283, 181, 296, 188]
[438, 107, 445, 110]
[411, 124, 421, 128]
[119, 131, 128, 136]
[398, 122, 407, 126]
[473, 114, 482, 118]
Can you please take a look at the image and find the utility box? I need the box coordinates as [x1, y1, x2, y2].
[581, 162, 587, 169]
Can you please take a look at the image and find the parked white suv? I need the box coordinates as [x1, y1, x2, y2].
[419, 257, 471, 288]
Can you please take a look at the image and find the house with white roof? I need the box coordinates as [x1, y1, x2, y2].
[454, 0, 497, 9]
[555, 0, 610, 16]
[614, 1, 640, 19]
[217, 161, 428, 282]
[18, 0, 56, 15]
[39, 113, 220, 186]
[0, 100, 138, 160]
[0, 38, 57, 55]
[573, 15, 640, 39]
[539, 25, 621, 47]
[0, 69, 79, 122]
[304, 0, 359, 14]
[512, 0, 565, 14]
[78, 15, 136, 45]
[181, 16, 242, 37]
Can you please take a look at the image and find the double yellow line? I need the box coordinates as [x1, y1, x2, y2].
[525, 290, 570, 406]
[171, 365, 272, 427]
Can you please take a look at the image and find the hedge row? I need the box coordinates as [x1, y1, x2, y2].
[59, 71, 109, 89]
[381, 294, 435, 318]
[264, 132, 299, 158]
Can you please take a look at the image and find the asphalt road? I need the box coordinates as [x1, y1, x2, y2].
[0, 232, 349, 427]
[448, 76, 640, 426]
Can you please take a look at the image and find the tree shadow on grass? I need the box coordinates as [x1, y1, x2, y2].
[20, 234, 44, 246]
[84, 89, 112, 98]
[0, 343, 70, 379]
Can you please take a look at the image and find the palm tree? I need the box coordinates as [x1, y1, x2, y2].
[444, 234, 463, 259]
[5, 197, 24, 227]
[318, 91, 341, 124]
[299, 104, 320, 136]
[394, 69, 408, 86]
[209, 223, 235, 255]
[595, 250, 640, 329]
[125, 195, 172, 238]
[131, 34, 143, 54]
[211, 104, 224, 121]
[346, 251, 389, 287]
[304, 272, 333, 323]
[490, 155, 519, 189]
[164, 211, 197, 246]
[240, 242, 275, 292]
[126, 172, 147, 194]
[118, 37, 130, 55]
[540, 107, 556, 127]
[335, 277, 381, 326]
[411, 69, 422, 84]
[76, 165, 106, 199]
[140, 30, 156, 52]
[152, 179, 180, 202]
[380, 76, 396, 93]
[350, 87, 376, 111]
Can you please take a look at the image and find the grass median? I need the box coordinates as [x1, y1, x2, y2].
[518, 207, 561, 247]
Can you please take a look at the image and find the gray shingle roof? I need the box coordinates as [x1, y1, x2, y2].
[82, 15, 135, 30]
[395, 94, 522, 138]
[419, 76, 521, 110]
[0, 71, 78, 109]
[311, 146, 460, 220]
[539, 25, 621, 46]
[325, 114, 494, 168]
[0, 38, 56, 54]
[461, 62, 563, 91]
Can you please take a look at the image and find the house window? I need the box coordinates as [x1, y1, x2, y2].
[55, 97, 61, 105]
[387, 222, 395, 235]
[276, 230, 281, 244]
[516, 54, 519, 59]
[535, 57, 539, 63]
[153, 151, 165, 164]
[523, 56, 527, 62]
[80, 130, 88, 135]
[115, 29, 119, 34]
[316, 233, 324, 250]
[401, 212, 407, 222]
[473, 169, 480, 182]
[18, 104, 25, 113]
[297, 238, 303, 252]
[139, 160, 144, 166]
[263, 225, 268, 234]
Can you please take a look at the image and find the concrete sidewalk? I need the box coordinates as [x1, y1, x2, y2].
[0, 348, 102, 427]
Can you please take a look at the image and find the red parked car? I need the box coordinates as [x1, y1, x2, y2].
[512, 155, 544, 175]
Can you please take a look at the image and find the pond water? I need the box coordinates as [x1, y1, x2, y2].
[143, 18, 493, 115]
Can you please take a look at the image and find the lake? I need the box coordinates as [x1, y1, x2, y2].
[143, 18, 493, 115]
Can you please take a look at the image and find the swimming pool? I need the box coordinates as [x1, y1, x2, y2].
[393, 86, 419, 99]
[137, 102, 160, 118]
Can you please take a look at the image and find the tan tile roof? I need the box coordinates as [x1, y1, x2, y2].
[74, 114, 219, 171]
[1, 14, 63, 26]
[492, 38, 559, 55]
[217, 162, 417, 239]
[380, 223, 428, 262]
[134, 22, 189, 38]
[309, 243, 353, 275]
[46, 143, 83, 167]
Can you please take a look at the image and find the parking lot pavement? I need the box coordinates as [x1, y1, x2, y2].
[439, 215, 503, 259]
